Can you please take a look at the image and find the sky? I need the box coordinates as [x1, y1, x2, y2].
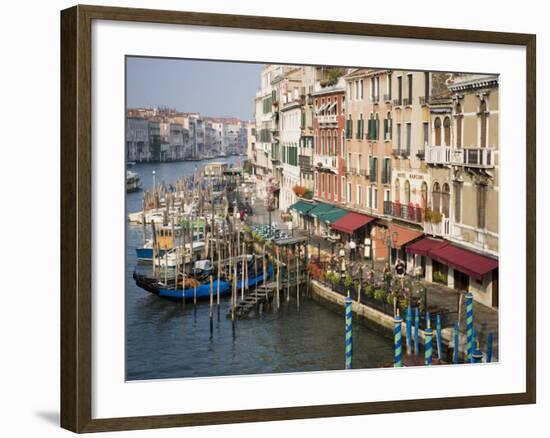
[126, 57, 262, 120]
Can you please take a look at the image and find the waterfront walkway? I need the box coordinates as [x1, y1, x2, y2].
[246, 197, 499, 358]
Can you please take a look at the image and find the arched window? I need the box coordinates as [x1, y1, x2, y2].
[444, 117, 451, 146]
[404, 180, 411, 204]
[456, 103, 463, 148]
[321, 131, 325, 155]
[421, 182, 428, 209]
[479, 100, 488, 148]
[441, 183, 450, 217]
[327, 130, 331, 155]
[394, 178, 401, 202]
[434, 117, 442, 146]
[432, 182, 441, 212]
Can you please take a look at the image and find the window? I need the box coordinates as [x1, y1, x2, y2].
[342, 177, 346, 201]
[407, 74, 413, 103]
[444, 117, 451, 146]
[453, 181, 461, 222]
[334, 175, 338, 196]
[404, 180, 411, 204]
[406, 123, 411, 155]
[394, 179, 400, 202]
[423, 122, 429, 148]
[328, 173, 332, 194]
[321, 174, 325, 193]
[397, 76, 403, 103]
[370, 156, 378, 182]
[477, 184, 486, 228]
[432, 182, 441, 212]
[346, 116, 353, 139]
[387, 73, 392, 100]
[456, 103, 463, 148]
[360, 79, 364, 100]
[397, 124, 402, 151]
[434, 117, 442, 146]
[357, 185, 362, 206]
[321, 131, 325, 154]
[384, 189, 391, 202]
[376, 76, 380, 100]
[333, 130, 338, 156]
[442, 183, 450, 217]
[382, 158, 391, 184]
[373, 187, 378, 209]
[384, 112, 392, 141]
[421, 182, 428, 209]
[341, 130, 346, 156]
[479, 100, 488, 148]
[358, 154, 363, 174]
[368, 186, 372, 208]
[327, 131, 331, 155]
[347, 182, 352, 204]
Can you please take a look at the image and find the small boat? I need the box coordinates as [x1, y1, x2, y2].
[126, 170, 142, 192]
[136, 223, 205, 260]
[159, 265, 273, 300]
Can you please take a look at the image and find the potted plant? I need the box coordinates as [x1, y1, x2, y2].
[343, 275, 354, 290]
[374, 288, 386, 303]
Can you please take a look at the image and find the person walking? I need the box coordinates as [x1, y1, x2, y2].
[349, 239, 356, 262]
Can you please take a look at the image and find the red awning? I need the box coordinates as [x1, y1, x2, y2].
[331, 212, 375, 234]
[406, 237, 448, 256]
[389, 224, 423, 248]
[429, 243, 498, 281]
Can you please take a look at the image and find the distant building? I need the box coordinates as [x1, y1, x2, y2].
[126, 117, 149, 162]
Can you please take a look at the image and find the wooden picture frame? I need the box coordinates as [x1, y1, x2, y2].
[60, 4, 536, 433]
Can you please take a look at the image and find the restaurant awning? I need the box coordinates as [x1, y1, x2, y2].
[318, 207, 348, 224]
[289, 200, 316, 215]
[406, 237, 448, 256]
[308, 202, 334, 218]
[331, 211, 376, 234]
[389, 224, 423, 248]
[429, 243, 498, 281]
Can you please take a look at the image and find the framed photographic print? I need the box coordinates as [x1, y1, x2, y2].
[60, 4, 536, 433]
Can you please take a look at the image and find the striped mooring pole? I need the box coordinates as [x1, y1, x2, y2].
[486, 333, 493, 363]
[471, 327, 477, 364]
[436, 314, 443, 360]
[406, 305, 412, 355]
[414, 307, 420, 355]
[472, 341, 483, 363]
[453, 320, 459, 364]
[425, 319, 433, 365]
[465, 292, 474, 363]
[394, 311, 403, 367]
[345, 294, 352, 370]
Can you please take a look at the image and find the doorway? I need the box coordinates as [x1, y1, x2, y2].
[492, 269, 499, 308]
[453, 269, 469, 293]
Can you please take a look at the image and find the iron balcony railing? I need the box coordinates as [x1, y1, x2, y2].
[384, 201, 423, 224]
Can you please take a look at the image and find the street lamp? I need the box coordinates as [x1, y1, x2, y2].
[152, 170, 156, 191]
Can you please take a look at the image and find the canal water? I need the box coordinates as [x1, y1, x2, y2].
[126, 159, 393, 381]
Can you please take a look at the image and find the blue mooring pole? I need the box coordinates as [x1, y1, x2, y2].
[486, 333, 493, 363]
[425, 319, 433, 365]
[436, 314, 443, 360]
[465, 292, 474, 363]
[394, 311, 403, 367]
[406, 305, 412, 355]
[453, 320, 459, 364]
[414, 307, 420, 355]
[345, 294, 352, 370]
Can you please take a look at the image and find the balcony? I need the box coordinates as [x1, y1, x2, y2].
[314, 154, 338, 172]
[425, 145, 495, 168]
[299, 154, 313, 172]
[419, 96, 429, 106]
[372, 95, 380, 104]
[383, 93, 392, 102]
[393, 98, 402, 107]
[317, 114, 338, 125]
[384, 201, 423, 224]
[424, 217, 450, 238]
[460, 147, 494, 168]
[403, 97, 412, 107]
[425, 145, 452, 165]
